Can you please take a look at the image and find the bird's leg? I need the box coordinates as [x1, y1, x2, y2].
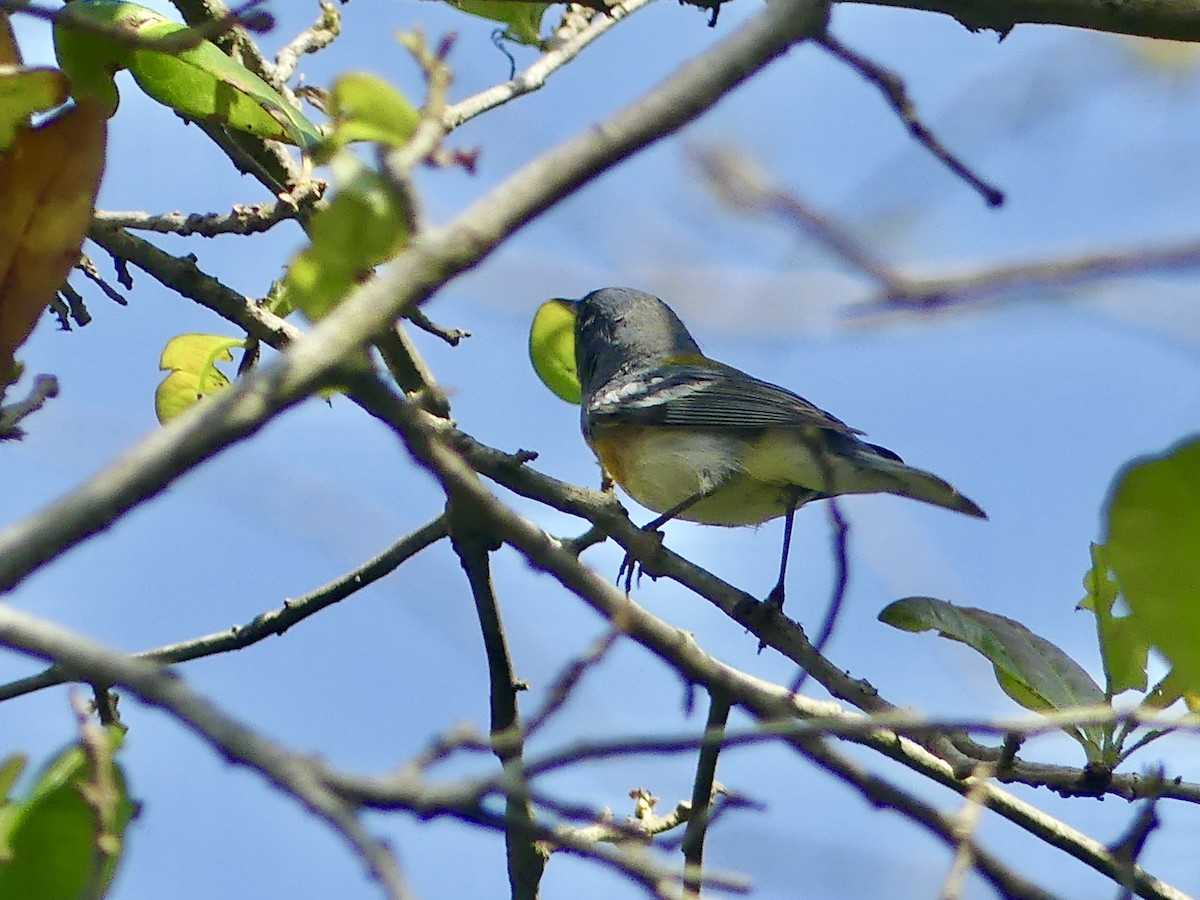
[765, 494, 801, 609]
[618, 491, 705, 594]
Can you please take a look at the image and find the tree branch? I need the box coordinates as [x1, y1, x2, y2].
[837, 0, 1200, 41]
[447, 497, 544, 900]
[0, 604, 414, 900]
[339, 373, 1177, 900]
[0, 515, 449, 703]
[443, 0, 656, 130]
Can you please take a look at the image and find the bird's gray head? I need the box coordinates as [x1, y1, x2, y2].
[573, 288, 702, 397]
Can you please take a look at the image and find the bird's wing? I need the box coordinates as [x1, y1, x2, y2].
[587, 362, 864, 437]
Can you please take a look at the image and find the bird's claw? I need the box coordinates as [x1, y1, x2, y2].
[617, 527, 667, 594]
[618, 552, 640, 594]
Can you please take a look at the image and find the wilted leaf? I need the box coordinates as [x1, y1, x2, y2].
[529, 298, 580, 404]
[1078, 542, 1148, 696]
[0, 101, 107, 383]
[155, 333, 245, 424]
[0, 729, 134, 900]
[880, 596, 1107, 759]
[1106, 436, 1200, 693]
[54, 1, 321, 148]
[315, 72, 420, 162]
[449, 1, 548, 45]
[283, 163, 411, 321]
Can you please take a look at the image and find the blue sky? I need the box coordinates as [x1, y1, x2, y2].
[4, 2, 1200, 898]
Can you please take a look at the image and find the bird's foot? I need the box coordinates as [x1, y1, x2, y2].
[617, 552, 640, 594]
[764, 582, 786, 610]
[617, 526, 667, 594]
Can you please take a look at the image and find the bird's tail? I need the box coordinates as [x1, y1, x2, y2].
[851, 452, 987, 519]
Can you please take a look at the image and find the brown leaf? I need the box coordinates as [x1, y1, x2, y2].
[0, 101, 107, 381]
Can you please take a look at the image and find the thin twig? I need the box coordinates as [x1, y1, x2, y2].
[447, 497, 544, 900]
[938, 764, 996, 900]
[76, 254, 129, 306]
[681, 691, 733, 899]
[0, 515, 449, 703]
[790, 496, 848, 694]
[690, 145, 904, 291]
[818, 33, 1004, 208]
[2, 0, 272, 51]
[524, 626, 622, 737]
[443, 0, 657, 130]
[92, 191, 321, 238]
[0, 604, 414, 900]
[345, 374, 1149, 900]
[0, 375, 59, 441]
[858, 235, 1200, 313]
[834, 0, 1200, 43]
[274, 1, 340, 82]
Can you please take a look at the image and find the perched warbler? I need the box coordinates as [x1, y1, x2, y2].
[553, 287, 985, 606]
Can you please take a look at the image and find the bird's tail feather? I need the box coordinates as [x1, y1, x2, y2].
[853, 454, 986, 519]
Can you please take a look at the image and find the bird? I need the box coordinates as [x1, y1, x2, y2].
[567, 286, 986, 608]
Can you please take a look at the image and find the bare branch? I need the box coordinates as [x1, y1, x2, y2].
[0, 516, 449, 703]
[340, 373, 1177, 900]
[691, 145, 904, 291]
[444, 0, 657, 130]
[92, 189, 322, 238]
[0, 0, 828, 601]
[275, 1, 341, 82]
[819, 33, 1004, 207]
[0, 375, 58, 441]
[858, 235, 1200, 313]
[681, 691, 733, 899]
[835, 0, 1200, 42]
[447, 498, 545, 899]
[0, 604, 414, 900]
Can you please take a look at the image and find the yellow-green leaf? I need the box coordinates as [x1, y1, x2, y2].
[1078, 542, 1148, 696]
[0, 728, 134, 900]
[449, 0, 548, 46]
[1107, 436, 1200, 694]
[155, 333, 244, 424]
[314, 72, 419, 163]
[283, 165, 411, 321]
[880, 596, 1107, 761]
[0, 755, 25, 804]
[55, 1, 321, 148]
[529, 298, 580, 404]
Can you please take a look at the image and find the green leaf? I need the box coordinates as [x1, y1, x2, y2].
[0, 729, 134, 900]
[283, 162, 411, 322]
[529, 298, 580, 404]
[449, 1, 548, 45]
[880, 596, 1107, 759]
[52, 3, 132, 116]
[1107, 435, 1200, 694]
[54, 2, 322, 148]
[0, 66, 69, 150]
[155, 333, 245, 424]
[1143, 668, 1200, 712]
[314, 72, 420, 163]
[1078, 542, 1148, 696]
[0, 756, 25, 804]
